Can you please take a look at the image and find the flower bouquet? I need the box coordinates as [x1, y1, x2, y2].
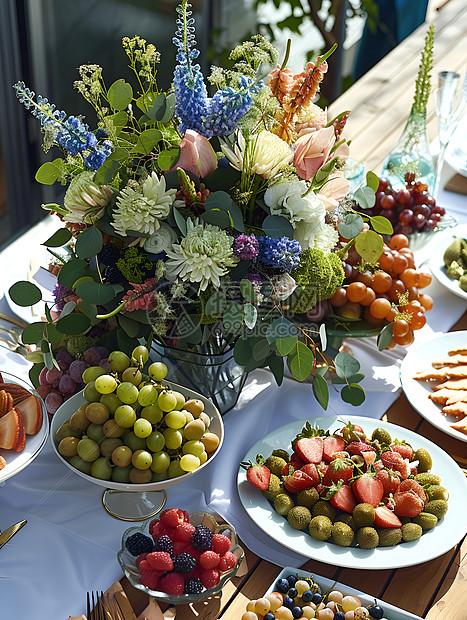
[10, 0, 431, 414]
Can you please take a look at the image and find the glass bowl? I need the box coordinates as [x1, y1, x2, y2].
[0, 371, 49, 483]
[117, 511, 244, 605]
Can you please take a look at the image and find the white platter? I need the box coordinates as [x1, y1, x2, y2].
[266, 567, 422, 619]
[428, 224, 467, 301]
[237, 415, 467, 570]
[400, 331, 467, 443]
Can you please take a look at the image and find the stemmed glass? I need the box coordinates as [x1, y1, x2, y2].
[433, 70, 467, 199]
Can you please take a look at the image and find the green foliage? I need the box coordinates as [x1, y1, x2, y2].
[413, 25, 435, 113]
[291, 249, 345, 313]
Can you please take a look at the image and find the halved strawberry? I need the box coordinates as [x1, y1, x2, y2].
[290, 452, 306, 469]
[352, 473, 384, 507]
[346, 441, 373, 455]
[374, 505, 402, 528]
[300, 463, 320, 486]
[283, 469, 314, 494]
[241, 455, 271, 491]
[327, 458, 354, 485]
[376, 469, 401, 496]
[390, 441, 413, 461]
[326, 483, 357, 513]
[393, 490, 424, 517]
[281, 462, 295, 477]
[0, 408, 24, 450]
[15, 395, 43, 435]
[0, 382, 32, 406]
[362, 451, 377, 467]
[295, 437, 324, 464]
[323, 435, 345, 462]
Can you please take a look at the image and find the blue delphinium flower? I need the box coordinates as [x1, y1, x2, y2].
[84, 140, 114, 170]
[257, 236, 302, 273]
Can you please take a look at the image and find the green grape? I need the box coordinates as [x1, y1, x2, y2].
[182, 440, 205, 458]
[183, 419, 206, 440]
[158, 390, 177, 412]
[133, 418, 153, 439]
[91, 457, 112, 480]
[85, 402, 110, 424]
[146, 431, 165, 453]
[150, 451, 170, 473]
[103, 419, 125, 438]
[140, 404, 163, 425]
[152, 471, 169, 482]
[70, 455, 93, 475]
[164, 410, 186, 430]
[168, 460, 185, 479]
[116, 382, 139, 404]
[199, 450, 208, 465]
[148, 362, 168, 382]
[180, 454, 200, 472]
[82, 366, 106, 384]
[172, 390, 186, 410]
[114, 405, 137, 428]
[111, 465, 132, 483]
[130, 468, 152, 483]
[132, 449, 153, 470]
[138, 384, 158, 407]
[94, 374, 118, 395]
[86, 422, 105, 444]
[131, 345, 149, 366]
[183, 411, 195, 424]
[100, 437, 123, 458]
[122, 367, 142, 386]
[124, 431, 147, 452]
[163, 428, 183, 450]
[100, 393, 122, 415]
[199, 412, 211, 429]
[112, 445, 133, 467]
[77, 437, 100, 462]
[108, 350, 131, 373]
[83, 381, 101, 403]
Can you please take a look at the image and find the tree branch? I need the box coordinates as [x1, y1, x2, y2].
[305, 0, 341, 48]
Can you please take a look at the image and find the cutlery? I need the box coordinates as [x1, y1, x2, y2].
[0, 519, 27, 549]
[0, 312, 28, 329]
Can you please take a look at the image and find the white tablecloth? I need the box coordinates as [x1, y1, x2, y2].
[0, 177, 466, 620]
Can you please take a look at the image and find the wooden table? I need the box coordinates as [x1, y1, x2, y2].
[119, 2, 467, 617]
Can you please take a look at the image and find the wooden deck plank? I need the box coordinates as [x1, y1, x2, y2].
[336, 568, 392, 600]
[425, 540, 466, 618]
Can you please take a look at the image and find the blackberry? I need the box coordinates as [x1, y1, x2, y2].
[99, 243, 120, 266]
[154, 534, 173, 555]
[190, 525, 213, 551]
[173, 552, 196, 574]
[184, 578, 204, 594]
[125, 533, 153, 556]
[104, 265, 125, 284]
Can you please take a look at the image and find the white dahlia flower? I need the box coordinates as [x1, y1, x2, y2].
[221, 130, 293, 179]
[63, 171, 113, 224]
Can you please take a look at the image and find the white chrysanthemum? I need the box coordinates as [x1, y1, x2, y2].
[112, 172, 176, 237]
[311, 222, 340, 254]
[221, 130, 292, 179]
[165, 220, 238, 291]
[143, 222, 178, 254]
[63, 171, 113, 223]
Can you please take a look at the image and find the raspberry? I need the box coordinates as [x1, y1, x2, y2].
[139, 565, 162, 591]
[211, 533, 231, 555]
[173, 552, 197, 574]
[125, 532, 154, 556]
[146, 551, 174, 572]
[135, 553, 149, 569]
[183, 544, 202, 561]
[160, 508, 187, 528]
[159, 572, 185, 596]
[150, 520, 175, 542]
[190, 525, 213, 551]
[218, 551, 237, 572]
[200, 568, 220, 589]
[199, 550, 220, 569]
[174, 522, 196, 543]
[184, 578, 204, 594]
[172, 541, 188, 556]
[154, 534, 173, 555]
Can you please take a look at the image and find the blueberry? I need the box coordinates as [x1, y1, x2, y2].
[287, 574, 298, 587]
[311, 593, 323, 605]
[288, 587, 298, 599]
[276, 578, 290, 593]
[334, 613, 346, 620]
[302, 589, 313, 602]
[264, 614, 275, 620]
[369, 605, 384, 619]
[283, 596, 294, 609]
[292, 607, 303, 619]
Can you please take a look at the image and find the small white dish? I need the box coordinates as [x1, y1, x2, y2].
[428, 224, 467, 301]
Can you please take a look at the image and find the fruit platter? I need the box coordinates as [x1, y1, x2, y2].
[241, 566, 423, 620]
[238, 415, 467, 570]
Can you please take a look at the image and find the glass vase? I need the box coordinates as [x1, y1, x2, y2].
[381, 105, 436, 193]
[150, 342, 248, 415]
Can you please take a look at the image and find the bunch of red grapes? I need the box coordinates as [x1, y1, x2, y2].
[365, 174, 445, 235]
[330, 233, 433, 348]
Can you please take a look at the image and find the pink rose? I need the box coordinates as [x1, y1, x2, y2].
[170, 130, 217, 178]
[293, 126, 335, 180]
[318, 172, 350, 210]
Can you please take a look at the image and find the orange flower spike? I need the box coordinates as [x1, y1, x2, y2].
[268, 66, 294, 103]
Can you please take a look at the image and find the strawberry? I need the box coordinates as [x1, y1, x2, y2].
[290, 453, 306, 469]
[327, 458, 354, 485]
[159, 572, 185, 595]
[295, 437, 324, 464]
[160, 508, 187, 528]
[241, 455, 271, 491]
[323, 435, 345, 462]
[362, 451, 377, 467]
[396, 479, 426, 502]
[281, 462, 295, 477]
[374, 506, 402, 528]
[352, 473, 384, 507]
[390, 441, 414, 461]
[346, 441, 373, 455]
[326, 483, 357, 513]
[300, 463, 320, 486]
[283, 469, 314, 494]
[380, 450, 410, 479]
[393, 490, 424, 517]
[376, 469, 401, 496]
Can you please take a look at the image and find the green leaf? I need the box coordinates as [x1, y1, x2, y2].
[42, 228, 72, 248]
[319, 323, 327, 351]
[266, 317, 298, 343]
[43, 351, 54, 370]
[201, 209, 230, 228]
[370, 215, 394, 235]
[148, 92, 175, 123]
[135, 92, 155, 113]
[104, 111, 128, 135]
[56, 313, 91, 335]
[205, 291, 227, 315]
[58, 259, 91, 288]
[338, 213, 364, 239]
[130, 129, 162, 155]
[243, 303, 258, 330]
[234, 338, 252, 366]
[107, 79, 133, 111]
[183, 314, 202, 344]
[44, 323, 63, 347]
[354, 186, 376, 210]
[252, 338, 270, 361]
[21, 322, 45, 345]
[366, 170, 380, 193]
[276, 14, 302, 33]
[75, 226, 103, 259]
[240, 278, 256, 302]
[75, 281, 122, 305]
[29, 362, 44, 388]
[158, 147, 181, 171]
[223, 301, 243, 333]
[275, 335, 298, 356]
[313, 374, 329, 410]
[377, 322, 394, 351]
[335, 351, 360, 378]
[76, 301, 98, 322]
[9, 281, 42, 306]
[94, 156, 122, 185]
[262, 214, 294, 239]
[287, 341, 314, 382]
[26, 351, 45, 364]
[341, 383, 366, 406]
[332, 372, 365, 384]
[118, 314, 140, 338]
[205, 192, 245, 232]
[172, 207, 187, 236]
[355, 229, 384, 264]
[268, 353, 284, 386]
[35, 160, 61, 185]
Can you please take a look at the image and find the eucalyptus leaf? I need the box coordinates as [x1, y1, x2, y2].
[243, 303, 258, 330]
[252, 338, 270, 361]
[377, 322, 394, 351]
[35, 161, 61, 185]
[370, 215, 394, 235]
[130, 129, 162, 155]
[56, 313, 91, 335]
[268, 353, 284, 386]
[234, 338, 252, 366]
[42, 228, 72, 248]
[354, 186, 376, 210]
[172, 207, 187, 236]
[9, 281, 42, 307]
[76, 301, 98, 322]
[262, 214, 294, 239]
[332, 372, 365, 385]
[313, 374, 329, 410]
[341, 383, 366, 406]
[26, 351, 45, 364]
[266, 317, 298, 343]
[240, 279, 256, 302]
[287, 341, 314, 382]
[29, 362, 44, 387]
[335, 351, 360, 378]
[183, 314, 202, 344]
[275, 335, 298, 357]
[205, 291, 227, 316]
[107, 79, 133, 111]
[75, 281, 122, 305]
[21, 322, 45, 345]
[366, 170, 380, 193]
[118, 314, 140, 338]
[355, 229, 384, 264]
[202, 209, 230, 228]
[157, 147, 180, 171]
[338, 213, 364, 239]
[75, 226, 103, 259]
[223, 301, 243, 333]
[104, 111, 128, 135]
[60, 301, 77, 318]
